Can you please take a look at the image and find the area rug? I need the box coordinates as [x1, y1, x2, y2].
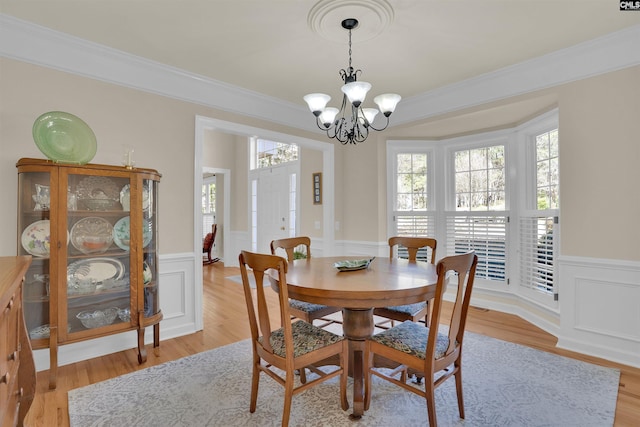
[68, 332, 619, 427]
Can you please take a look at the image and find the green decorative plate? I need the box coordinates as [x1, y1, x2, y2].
[113, 216, 152, 251]
[32, 111, 97, 164]
[334, 257, 376, 272]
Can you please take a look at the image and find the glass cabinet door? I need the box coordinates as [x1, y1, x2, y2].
[18, 171, 52, 343]
[65, 172, 131, 335]
[142, 178, 160, 319]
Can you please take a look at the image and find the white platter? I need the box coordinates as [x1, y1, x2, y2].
[67, 257, 125, 284]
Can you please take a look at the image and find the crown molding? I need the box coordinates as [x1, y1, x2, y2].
[1, 14, 638, 130]
[394, 24, 640, 125]
[0, 14, 314, 132]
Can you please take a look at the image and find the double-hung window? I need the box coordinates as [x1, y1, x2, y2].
[387, 146, 435, 261]
[446, 139, 509, 286]
[518, 118, 559, 303]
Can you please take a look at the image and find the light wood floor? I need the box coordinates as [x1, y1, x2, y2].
[24, 262, 640, 426]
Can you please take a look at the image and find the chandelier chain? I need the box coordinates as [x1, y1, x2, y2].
[348, 27, 352, 71]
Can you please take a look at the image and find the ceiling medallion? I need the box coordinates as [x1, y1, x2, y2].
[307, 0, 394, 43]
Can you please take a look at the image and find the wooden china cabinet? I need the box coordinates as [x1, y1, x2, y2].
[16, 158, 162, 389]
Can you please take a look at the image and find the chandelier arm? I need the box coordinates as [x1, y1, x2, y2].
[314, 117, 328, 131]
[365, 116, 391, 132]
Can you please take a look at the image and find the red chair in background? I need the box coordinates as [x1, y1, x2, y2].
[203, 224, 220, 265]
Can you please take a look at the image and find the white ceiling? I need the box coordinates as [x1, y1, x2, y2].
[2, 0, 639, 135]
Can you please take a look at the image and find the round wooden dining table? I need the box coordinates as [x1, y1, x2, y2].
[269, 256, 438, 419]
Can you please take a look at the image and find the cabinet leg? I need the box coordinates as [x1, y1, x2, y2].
[152, 323, 160, 356]
[137, 326, 147, 364]
[48, 329, 58, 389]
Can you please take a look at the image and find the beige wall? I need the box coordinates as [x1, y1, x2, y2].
[300, 147, 323, 238]
[2, 56, 639, 262]
[556, 66, 640, 260]
[0, 58, 326, 256]
[202, 130, 248, 232]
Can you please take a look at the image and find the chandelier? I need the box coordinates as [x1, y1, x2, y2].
[304, 18, 401, 145]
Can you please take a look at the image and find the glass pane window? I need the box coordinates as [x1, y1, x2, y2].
[395, 153, 428, 211]
[536, 129, 559, 210]
[254, 139, 298, 169]
[202, 180, 216, 239]
[454, 145, 505, 211]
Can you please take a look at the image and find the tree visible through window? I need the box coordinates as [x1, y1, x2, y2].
[254, 139, 298, 169]
[536, 129, 559, 209]
[520, 127, 559, 296]
[455, 145, 505, 211]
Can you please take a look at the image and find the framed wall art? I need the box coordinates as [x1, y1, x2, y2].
[312, 172, 322, 205]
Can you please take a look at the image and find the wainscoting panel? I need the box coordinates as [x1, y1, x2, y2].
[558, 256, 640, 368]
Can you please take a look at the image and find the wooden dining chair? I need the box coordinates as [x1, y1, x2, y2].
[239, 250, 349, 427]
[374, 236, 437, 328]
[270, 237, 342, 328]
[364, 251, 478, 427]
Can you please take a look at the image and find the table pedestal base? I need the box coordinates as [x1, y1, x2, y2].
[342, 307, 374, 419]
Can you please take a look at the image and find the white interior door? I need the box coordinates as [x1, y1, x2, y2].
[256, 164, 297, 253]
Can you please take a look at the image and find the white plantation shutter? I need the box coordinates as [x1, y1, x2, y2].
[393, 213, 436, 262]
[519, 215, 556, 295]
[446, 214, 507, 282]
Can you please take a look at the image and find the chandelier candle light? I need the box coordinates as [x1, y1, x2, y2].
[304, 18, 401, 145]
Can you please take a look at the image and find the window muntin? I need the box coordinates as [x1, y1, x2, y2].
[454, 145, 505, 211]
[396, 153, 428, 211]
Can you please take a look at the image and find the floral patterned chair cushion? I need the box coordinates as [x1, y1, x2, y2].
[289, 299, 334, 315]
[370, 320, 450, 360]
[380, 302, 427, 317]
[262, 320, 345, 358]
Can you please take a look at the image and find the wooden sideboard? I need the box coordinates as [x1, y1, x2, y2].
[0, 256, 36, 427]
